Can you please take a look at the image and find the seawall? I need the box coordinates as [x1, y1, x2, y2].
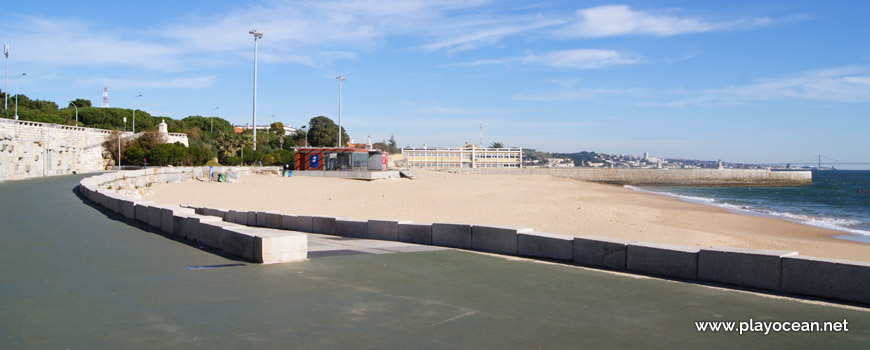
[0, 118, 188, 182]
[81, 167, 867, 305]
[461, 168, 812, 186]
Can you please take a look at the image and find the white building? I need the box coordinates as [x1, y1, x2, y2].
[402, 143, 522, 169]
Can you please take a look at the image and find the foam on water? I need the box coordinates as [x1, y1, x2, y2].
[624, 184, 870, 237]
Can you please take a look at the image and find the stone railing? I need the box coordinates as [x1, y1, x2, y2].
[80, 167, 868, 305]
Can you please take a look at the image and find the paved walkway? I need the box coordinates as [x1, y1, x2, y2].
[1, 174, 868, 348]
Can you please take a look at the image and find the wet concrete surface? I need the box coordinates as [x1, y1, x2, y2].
[1, 174, 869, 348]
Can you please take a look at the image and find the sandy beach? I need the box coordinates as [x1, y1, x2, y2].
[144, 170, 870, 262]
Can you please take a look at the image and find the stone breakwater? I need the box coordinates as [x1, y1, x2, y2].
[461, 168, 812, 186]
[82, 167, 868, 305]
[0, 118, 188, 182]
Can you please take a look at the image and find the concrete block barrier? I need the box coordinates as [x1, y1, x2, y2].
[197, 221, 242, 249]
[518, 231, 574, 261]
[432, 223, 472, 249]
[172, 212, 196, 239]
[626, 242, 699, 280]
[134, 202, 152, 223]
[312, 216, 341, 235]
[574, 236, 636, 270]
[147, 204, 164, 229]
[336, 219, 368, 239]
[220, 226, 257, 261]
[160, 206, 195, 235]
[472, 225, 531, 256]
[280, 214, 296, 230]
[368, 220, 412, 241]
[228, 210, 247, 225]
[698, 247, 797, 291]
[182, 214, 223, 242]
[398, 223, 432, 245]
[120, 199, 136, 220]
[246, 212, 258, 227]
[254, 229, 308, 264]
[291, 215, 314, 233]
[265, 212, 283, 229]
[256, 211, 270, 227]
[781, 256, 870, 304]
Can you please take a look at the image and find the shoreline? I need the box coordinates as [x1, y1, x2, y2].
[623, 185, 870, 243]
[143, 171, 870, 262]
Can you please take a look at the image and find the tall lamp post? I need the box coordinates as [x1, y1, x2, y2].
[14, 73, 26, 120]
[211, 106, 219, 133]
[68, 101, 78, 125]
[301, 125, 308, 147]
[249, 29, 263, 151]
[4, 43, 8, 118]
[132, 94, 142, 133]
[336, 75, 345, 147]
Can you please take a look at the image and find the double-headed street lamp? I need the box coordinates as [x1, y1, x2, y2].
[68, 101, 78, 125]
[132, 94, 142, 133]
[336, 75, 345, 147]
[250, 29, 263, 151]
[14, 73, 26, 120]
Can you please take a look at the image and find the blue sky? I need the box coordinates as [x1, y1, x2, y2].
[2, 1, 869, 167]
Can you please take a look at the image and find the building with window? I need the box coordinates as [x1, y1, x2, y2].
[293, 147, 388, 171]
[402, 143, 522, 169]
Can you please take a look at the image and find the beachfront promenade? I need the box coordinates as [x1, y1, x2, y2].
[1, 173, 869, 347]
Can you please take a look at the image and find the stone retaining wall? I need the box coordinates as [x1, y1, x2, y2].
[460, 168, 812, 186]
[81, 167, 867, 305]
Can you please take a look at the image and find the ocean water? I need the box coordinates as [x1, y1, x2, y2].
[627, 170, 870, 243]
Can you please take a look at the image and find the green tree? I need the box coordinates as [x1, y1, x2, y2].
[71, 99, 92, 108]
[489, 142, 504, 148]
[388, 134, 397, 148]
[307, 116, 349, 147]
[269, 122, 284, 135]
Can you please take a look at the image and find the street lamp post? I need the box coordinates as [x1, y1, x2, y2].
[14, 73, 26, 120]
[211, 106, 219, 133]
[249, 29, 263, 151]
[301, 125, 308, 147]
[336, 75, 345, 147]
[4, 43, 8, 118]
[132, 94, 142, 133]
[68, 101, 78, 125]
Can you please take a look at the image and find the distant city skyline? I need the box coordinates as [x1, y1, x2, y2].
[2, 1, 868, 168]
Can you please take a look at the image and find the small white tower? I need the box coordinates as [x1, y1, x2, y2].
[102, 87, 109, 108]
[158, 119, 168, 134]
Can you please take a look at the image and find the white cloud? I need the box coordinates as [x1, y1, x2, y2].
[77, 76, 216, 90]
[559, 5, 770, 38]
[667, 66, 870, 106]
[522, 49, 641, 69]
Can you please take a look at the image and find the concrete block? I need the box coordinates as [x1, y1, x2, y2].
[573, 236, 636, 270]
[147, 205, 164, 229]
[291, 215, 314, 233]
[398, 223, 432, 245]
[626, 242, 699, 280]
[432, 223, 472, 249]
[280, 214, 296, 230]
[222, 210, 236, 223]
[220, 226, 257, 261]
[312, 216, 339, 235]
[518, 231, 574, 261]
[230, 210, 248, 225]
[256, 211, 269, 227]
[120, 199, 136, 220]
[246, 211, 258, 227]
[182, 214, 222, 242]
[197, 221, 241, 249]
[173, 212, 196, 239]
[266, 212, 283, 229]
[134, 202, 153, 223]
[204, 207, 227, 219]
[472, 225, 531, 255]
[160, 206, 195, 235]
[336, 219, 367, 238]
[368, 220, 412, 241]
[698, 247, 797, 291]
[254, 230, 308, 264]
[781, 255, 870, 304]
